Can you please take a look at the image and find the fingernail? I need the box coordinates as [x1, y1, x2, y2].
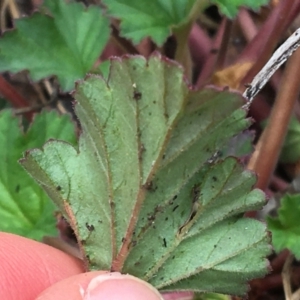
[83, 272, 163, 300]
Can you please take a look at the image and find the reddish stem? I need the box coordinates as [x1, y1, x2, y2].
[110, 25, 140, 55]
[196, 18, 228, 88]
[239, 0, 299, 88]
[214, 18, 232, 70]
[237, 8, 257, 42]
[188, 23, 211, 79]
[250, 273, 283, 291]
[269, 176, 289, 192]
[271, 250, 290, 273]
[0, 75, 32, 120]
[248, 46, 300, 191]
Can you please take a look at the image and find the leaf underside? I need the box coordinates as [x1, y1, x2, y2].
[21, 54, 269, 294]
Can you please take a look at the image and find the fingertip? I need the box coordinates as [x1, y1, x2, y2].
[37, 272, 163, 300]
[0, 232, 84, 299]
[84, 272, 163, 300]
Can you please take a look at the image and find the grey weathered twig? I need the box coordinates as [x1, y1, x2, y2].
[243, 28, 300, 109]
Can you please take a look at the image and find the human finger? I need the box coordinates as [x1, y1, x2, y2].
[0, 232, 84, 299]
[37, 271, 163, 300]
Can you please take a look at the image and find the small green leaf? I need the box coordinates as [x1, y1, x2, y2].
[21, 55, 269, 294]
[0, 0, 110, 91]
[262, 116, 300, 163]
[102, 0, 205, 45]
[91, 60, 111, 80]
[268, 194, 300, 259]
[212, 0, 269, 18]
[280, 117, 300, 163]
[0, 110, 76, 240]
[0, 97, 10, 110]
[194, 292, 230, 300]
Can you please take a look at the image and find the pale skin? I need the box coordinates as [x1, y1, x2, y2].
[0, 232, 192, 300]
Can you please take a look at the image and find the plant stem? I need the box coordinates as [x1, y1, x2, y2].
[0, 75, 32, 120]
[239, 0, 298, 88]
[237, 8, 257, 42]
[174, 21, 193, 81]
[188, 24, 211, 79]
[250, 273, 283, 291]
[248, 46, 300, 190]
[271, 250, 289, 273]
[110, 24, 139, 55]
[174, 0, 209, 82]
[213, 18, 232, 71]
[196, 18, 227, 88]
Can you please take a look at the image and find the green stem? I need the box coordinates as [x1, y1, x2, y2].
[173, 22, 193, 81]
[173, 0, 208, 81]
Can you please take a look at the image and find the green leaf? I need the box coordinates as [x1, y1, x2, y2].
[91, 60, 111, 80]
[21, 55, 269, 294]
[0, 97, 10, 110]
[194, 292, 230, 300]
[279, 117, 300, 163]
[102, 0, 205, 45]
[212, 0, 269, 18]
[0, 110, 76, 240]
[261, 116, 300, 163]
[0, 0, 110, 91]
[268, 194, 300, 259]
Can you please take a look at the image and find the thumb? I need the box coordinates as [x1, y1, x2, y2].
[37, 271, 163, 300]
